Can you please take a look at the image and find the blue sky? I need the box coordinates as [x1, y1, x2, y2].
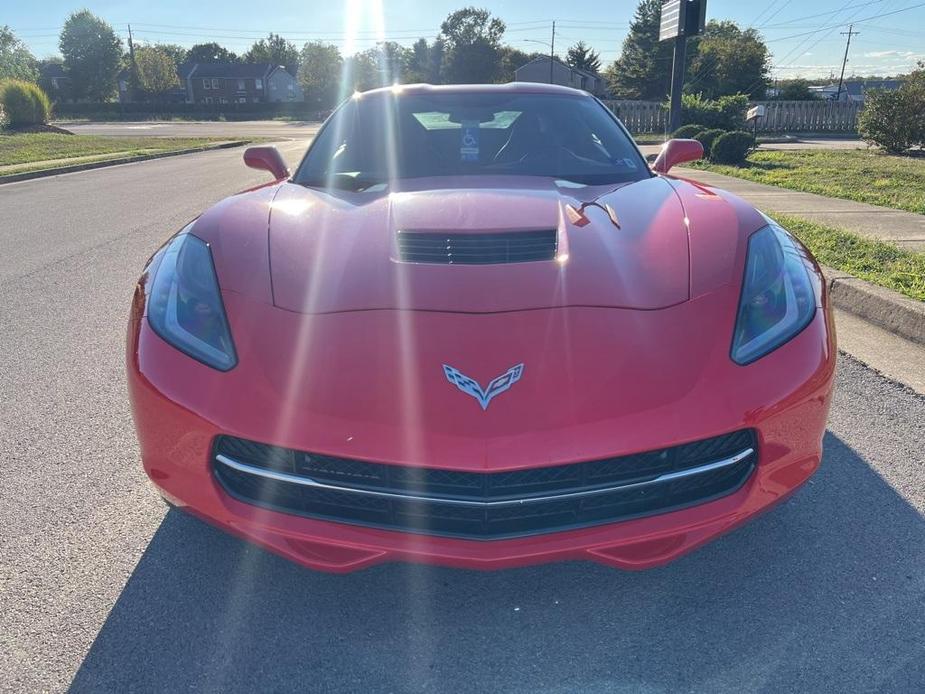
[8, 0, 925, 79]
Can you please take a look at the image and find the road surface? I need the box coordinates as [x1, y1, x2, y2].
[1, 142, 922, 693]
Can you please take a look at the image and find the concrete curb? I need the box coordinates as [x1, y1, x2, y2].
[821, 264, 925, 345]
[0, 140, 250, 184]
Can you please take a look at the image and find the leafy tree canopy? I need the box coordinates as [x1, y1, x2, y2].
[243, 33, 300, 74]
[440, 7, 506, 84]
[0, 26, 38, 82]
[59, 10, 123, 102]
[298, 40, 343, 108]
[686, 20, 771, 99]
[186, 42, 238, 64]
[134, 45, 179, 99]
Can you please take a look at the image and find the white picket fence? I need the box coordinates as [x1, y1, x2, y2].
[603, 99, 863, 134]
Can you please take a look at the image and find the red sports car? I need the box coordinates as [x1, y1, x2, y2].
[127, 83, 835, 572]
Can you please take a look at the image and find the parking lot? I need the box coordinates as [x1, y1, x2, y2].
[1, 141, 923, 692]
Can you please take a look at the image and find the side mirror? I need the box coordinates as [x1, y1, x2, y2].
[244, 146, 290, 180]
[652, 139, 704, 174]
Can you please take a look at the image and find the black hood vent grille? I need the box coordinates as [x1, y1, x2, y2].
[397, 229, 558, 265]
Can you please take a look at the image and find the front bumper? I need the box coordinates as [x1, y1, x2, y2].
[127, 291, 836, 573]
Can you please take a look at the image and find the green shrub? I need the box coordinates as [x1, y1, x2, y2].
[711, 130, 755, 165]
[0, 80, 52, 128]
[680, 93, 748, 130]
[858, 85, 925, 154]
[672, 124, 705, 139]
[694, 128, 727, 157]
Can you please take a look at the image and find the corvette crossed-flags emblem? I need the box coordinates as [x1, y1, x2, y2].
[442, 363, 524, 411]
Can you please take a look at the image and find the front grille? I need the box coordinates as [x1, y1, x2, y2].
[212, 430, 757, 539]
[396, 229, 558, 265]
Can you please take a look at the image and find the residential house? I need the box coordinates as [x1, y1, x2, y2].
[38, 62, 72, 103]
[185, 63, 303, 104]
[514, 57, 608, 97]
[808, 79, 904, 103]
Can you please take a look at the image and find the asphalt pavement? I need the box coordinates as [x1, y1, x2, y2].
[60, 120, 322, 140]
[1, 142, 923, 693]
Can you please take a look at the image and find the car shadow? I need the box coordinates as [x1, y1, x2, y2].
[69, 432, 924, 693]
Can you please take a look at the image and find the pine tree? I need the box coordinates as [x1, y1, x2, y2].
[566, 42, 601, 74]
[605, 0, 674, 100]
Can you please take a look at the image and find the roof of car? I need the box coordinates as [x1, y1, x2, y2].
[357, 82, 591, 98]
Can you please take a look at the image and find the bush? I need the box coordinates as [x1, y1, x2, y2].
[0, 80, 52, 128]
[711, 130, 755, 165]
[858, 85, 925, 154]
[694, 128, 727, 157]
[680, 93, 748, 130]
[672, 123, 705, 139]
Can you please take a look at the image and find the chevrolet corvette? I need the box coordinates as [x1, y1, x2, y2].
[127, 83, 836, 572]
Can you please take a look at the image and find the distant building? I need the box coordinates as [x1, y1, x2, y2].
[808, 79, 904, 103]
[514, 57, 608, 97]
[39, 62, 72, 103]
[185, 63, 303, 104]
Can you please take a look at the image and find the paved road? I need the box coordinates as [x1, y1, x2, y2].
[60, 120, 864, 153]
[1, 145, 923, 693]
[60, 120, 322, 141]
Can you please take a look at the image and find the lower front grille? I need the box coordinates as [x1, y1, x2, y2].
[212, 431, 757, 539]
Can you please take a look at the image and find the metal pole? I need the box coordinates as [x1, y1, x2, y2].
[549, 21, 556, 84]
[668, 33, 687, 133]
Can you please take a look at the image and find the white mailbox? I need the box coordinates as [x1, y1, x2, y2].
[747, 104, 766, 121]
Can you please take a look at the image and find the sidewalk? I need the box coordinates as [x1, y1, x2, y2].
[674, 167, 925, 252]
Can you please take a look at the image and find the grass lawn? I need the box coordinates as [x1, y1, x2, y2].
[0, 133, 247, 175]
[694, 149, 925, 215]
[771, 213, 925, 302]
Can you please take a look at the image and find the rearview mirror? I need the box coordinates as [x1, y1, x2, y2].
[652, 139, 704, 174]
[244, 146, 290, 181]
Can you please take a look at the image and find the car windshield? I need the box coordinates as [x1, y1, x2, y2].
[294, 91, 649, 190]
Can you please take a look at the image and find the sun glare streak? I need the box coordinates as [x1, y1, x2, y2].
[213, 2, 368, 675]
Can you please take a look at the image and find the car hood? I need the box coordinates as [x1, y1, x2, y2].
[265, 176, 690, 313]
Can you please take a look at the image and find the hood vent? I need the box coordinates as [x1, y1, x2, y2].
[397, 229, 558, 265]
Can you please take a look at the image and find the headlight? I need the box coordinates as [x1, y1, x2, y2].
[147, 231, 237, 371]
[731, 222, 816, 365]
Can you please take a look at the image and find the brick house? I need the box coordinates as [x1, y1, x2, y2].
[185, 63, 303, 104]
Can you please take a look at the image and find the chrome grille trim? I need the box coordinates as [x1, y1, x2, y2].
[214, 447, 754, 509]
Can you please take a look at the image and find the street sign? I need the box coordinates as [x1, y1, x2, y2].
[659, 0, 683, 41]
[660, 0, 707, 41]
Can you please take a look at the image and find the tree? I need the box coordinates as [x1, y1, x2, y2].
[498, 46, 539, 83]
[858, 63, 925, 154]
[0, 26, 38, 82]
[134, 45, 179, 101]
[298, 41, 342, 108]
[440, 7, 506, 83]
[605, 0, 673, 99]
[407, 38, 446, 84]
[771, 79, 815, 100]
[186, 42, 237, 64]
[686, 21, 771, 99]
[243, 33, 299, 75]
[59, 11, 123, 102]
[566, 41, 601, 74]
[157, 44, 188, 67]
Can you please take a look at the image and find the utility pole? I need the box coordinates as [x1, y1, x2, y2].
[668, 34, 687, 133]
[835, 25, 858, 102]
[127, 24, 138, 102]
[549, 21, 556, 84]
